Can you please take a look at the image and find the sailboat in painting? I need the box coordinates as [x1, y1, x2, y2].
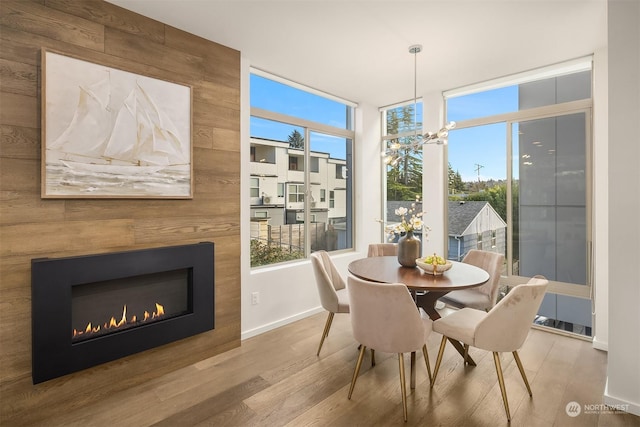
[48, 76, 189, 176]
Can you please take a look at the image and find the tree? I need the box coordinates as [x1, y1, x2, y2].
[464, 183, 508, 221]
[288, 129, 304, 149]
[386, 105, 423, 201]
[448, 163, 465, 194]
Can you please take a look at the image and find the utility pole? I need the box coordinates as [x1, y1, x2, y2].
[474, 163, 484, 191]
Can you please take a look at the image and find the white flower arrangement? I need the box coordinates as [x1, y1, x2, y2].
[378, 196, 430, 242]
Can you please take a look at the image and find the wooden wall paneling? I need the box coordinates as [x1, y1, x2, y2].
[164, 25, 240, 89]
[0, 219, 136, 257]
[193, 148, 240, 176]
[0, 26, 42, 65]
[0, 158, 40, 191]
[45, 0, 166, 44]
[61, 196, 238, 221]
[0, 92, 38, 128]
[0, 1, 105, 51]
[0, 288, 32, 381]
[201, 54, 243, 89]
[193, 124, 214, 149]
[193, 100, 240, 131]
[180, 193, 240, 217]
[0, 191, 65, 225]
[0, 125, 40, 160]
[0, 58, 38, 96]
[194, 180, 240, 200]
[62, 199, 189, 221]
[0, 1, 241, 423]
[195, 79, 241, 111]
[132, 215, 240, 245]
[104, 26, 203, 79]
[211, 128, 240, 152]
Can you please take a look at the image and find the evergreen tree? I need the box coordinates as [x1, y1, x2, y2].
[448, 163, 465, 194]
[386, 105, 422, 201]
[288, 129, 304, 149]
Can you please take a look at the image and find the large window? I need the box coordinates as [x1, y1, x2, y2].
[445, 58, 593, 337]
[381, 100, 423, 242]
[249, 71, 355, 267]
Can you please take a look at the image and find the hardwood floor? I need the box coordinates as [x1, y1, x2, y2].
[26, 312, 640, 426]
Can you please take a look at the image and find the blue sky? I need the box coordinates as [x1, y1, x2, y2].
[250, 74, 350, 159]
[447, 86, 518, 182]
[250, 73, 519, 180]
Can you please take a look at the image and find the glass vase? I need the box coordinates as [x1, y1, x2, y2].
[397, 230, 421, 267]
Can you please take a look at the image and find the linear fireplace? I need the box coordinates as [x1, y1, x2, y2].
[31, 242, 214, 384]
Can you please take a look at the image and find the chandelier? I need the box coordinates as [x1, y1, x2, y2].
[382, 44, 456, 166]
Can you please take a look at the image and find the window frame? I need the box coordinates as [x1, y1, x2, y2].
[250, 177, 260, 198]
[380, 99, 424, 242]
[445, 85, 593, 300]
[249, 70, 356, 267]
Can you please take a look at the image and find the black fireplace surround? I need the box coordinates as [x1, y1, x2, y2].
[31, 242, 214, 384]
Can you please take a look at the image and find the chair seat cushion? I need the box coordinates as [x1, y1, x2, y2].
[433, 308, 487, 345]
[335, 287, 350, 313]
[440, 289, 492, 311]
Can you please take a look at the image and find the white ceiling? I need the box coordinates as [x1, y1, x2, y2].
[107, 0, 607, 107]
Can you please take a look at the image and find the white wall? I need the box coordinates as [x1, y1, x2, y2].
[422, 91, 448, 256]
[604, 0, 640, 416]
[592, 45, 610, 351]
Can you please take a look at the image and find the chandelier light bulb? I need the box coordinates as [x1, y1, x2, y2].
[383, 47, 457, 167]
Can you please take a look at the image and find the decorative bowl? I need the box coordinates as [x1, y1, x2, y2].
[415, 259, 453, 275]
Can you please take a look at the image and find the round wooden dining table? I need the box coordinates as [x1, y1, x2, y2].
[348, 256, 490, 376]
[347, 256, 490, 320]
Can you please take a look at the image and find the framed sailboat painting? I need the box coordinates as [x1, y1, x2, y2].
[41, 49, 193, 198]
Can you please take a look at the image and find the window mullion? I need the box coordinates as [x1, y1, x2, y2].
[304, 127, 311, 257]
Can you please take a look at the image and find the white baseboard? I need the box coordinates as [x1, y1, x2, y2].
[604, 378, 640, 416]
[592, 335, 608, 351]
[241, 306, 325, 340]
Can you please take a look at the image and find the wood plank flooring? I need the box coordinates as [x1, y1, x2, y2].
[16, 311, 640, 426]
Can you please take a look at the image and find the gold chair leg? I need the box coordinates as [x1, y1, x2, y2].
[513, 351, 532, 396]
[348, 345, 367, 399]
[398, 353, 408, 422]
[463, 344, 469, 365]
[431, 335, 448, 388]
[371, 349, 376, 367]
[492, 352, 511, 421]
[422, 344, 432, 384]
[317, 312, 334, 356]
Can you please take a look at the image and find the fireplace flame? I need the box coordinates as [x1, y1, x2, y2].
[73, 303, 165, 339]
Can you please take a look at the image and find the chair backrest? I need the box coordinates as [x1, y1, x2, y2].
[367, 243, 398, 257]
[347, 275, 431, 354]
[462, 249, 505, 305]
[310, 251, 346, 312]
[474, 275, 548, 352]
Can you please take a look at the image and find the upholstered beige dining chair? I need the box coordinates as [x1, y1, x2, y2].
[367, 243, 398, 257]
[439, 249, 505, 311]
[347, 275, 432, 422]
[310, 251, 350, 356]
[431, 275, 549, 421]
